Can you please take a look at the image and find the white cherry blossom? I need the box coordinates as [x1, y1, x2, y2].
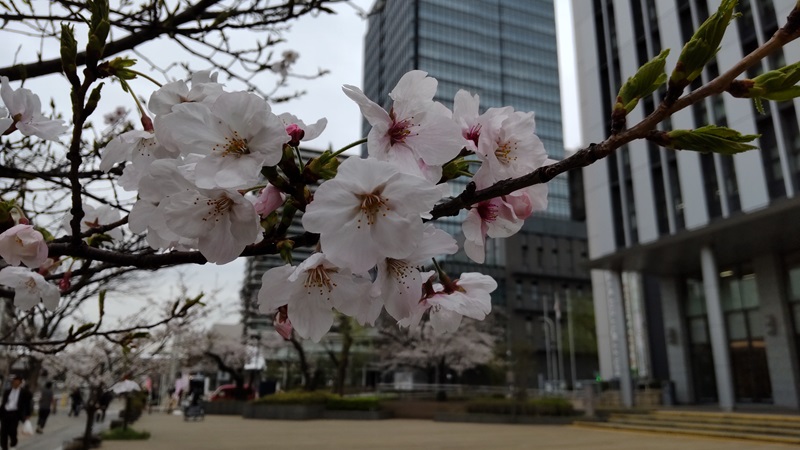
[257, 253, 371, 342]
[463, 190, 536, 264]
[61, 204, 123, 242]
[155, 91, 287, 189]
[147, 70, 224, 115]
[474, 108, 548, 184]
[0, 266, 60, 311]
[373, 225, 457, 322]
[401, 273, 496, 335]
[343, 70, 463, 177]
[303, 157, 445, 273]
[0, 224, 48, 268]
[0, 76, 68, 141]
[161, 187, 261, 264]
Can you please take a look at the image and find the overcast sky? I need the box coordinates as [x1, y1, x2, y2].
[2, 0, 580, 325]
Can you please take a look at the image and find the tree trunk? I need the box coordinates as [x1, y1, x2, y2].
[25, 356, 42, 392]
[289, 335, 313, 391]
[333, 317, 353, 396]
[83, 386, 100, 449]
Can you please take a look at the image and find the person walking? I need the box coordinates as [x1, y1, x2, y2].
[0, 375, 32, 450]
[68, 388, 82, 417]
[35, 381, 55, 433]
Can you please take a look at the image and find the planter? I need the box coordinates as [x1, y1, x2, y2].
[323, 410, 393, 420]
[203, 400, 246, 415]
[242, 403, 324, 420]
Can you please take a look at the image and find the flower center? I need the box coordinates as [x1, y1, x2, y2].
[388, 119, 412, 145]
[203, 195, 235, 222]
[215, 131, 250, 157]
[357, 193, 390, 227]
[465, 123, 481, 147]
[304, 266, 338, 295]
[387, 259, 414, 289]
[494, 141, 517, 165]
[477, 201, 498, 223]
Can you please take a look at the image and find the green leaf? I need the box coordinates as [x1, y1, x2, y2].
[669, 0, 738, 88]
[665, 125, 759, 155]
[617, 49, 670, 114]
[752, 61, 800, 101]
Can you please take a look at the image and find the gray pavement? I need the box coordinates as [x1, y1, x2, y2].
[17, 406, 116, 450]
[101, 413, 799, 450]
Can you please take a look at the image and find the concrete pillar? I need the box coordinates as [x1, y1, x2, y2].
[700, 246, 735, 411]
[607, 271, 634, 408]
[753, 254, 800, 409]
[659, 276, 694, 404]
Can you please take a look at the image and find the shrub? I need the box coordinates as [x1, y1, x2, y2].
[101, 427, 151, 440]
[253, 391, 334, 405]
[325, 396, 382, 411]
[466, 397, 574, 416]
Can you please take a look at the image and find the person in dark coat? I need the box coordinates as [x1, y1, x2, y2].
[0, 375, 32, 450]
[36, 381, 55, 433]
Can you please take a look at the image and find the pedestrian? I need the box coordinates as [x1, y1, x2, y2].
[68, 388, 82, 417]
[35, 381, 55, 433]
[0, 375, 32, 450]
[97, 390, 113, 422]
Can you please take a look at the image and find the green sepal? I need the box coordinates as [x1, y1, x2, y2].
[60, 24, 79, 86]
[669, 0, 738, 87]
[666, 125, 759, 155]
[277, 239, 294, 265]
[305, 150, 341, 181]
[617, 49, 670, 114]
[440, 156, 474, 182]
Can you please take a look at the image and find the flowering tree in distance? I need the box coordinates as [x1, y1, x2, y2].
[1, 0, 800, 347]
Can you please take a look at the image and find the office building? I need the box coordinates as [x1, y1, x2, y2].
[574, 0, 800, 409]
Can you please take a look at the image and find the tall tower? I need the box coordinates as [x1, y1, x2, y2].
[574, 0, 800, 410]
[363, 0, 596, 389]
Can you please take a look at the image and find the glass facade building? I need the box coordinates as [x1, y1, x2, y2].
[363, 0, 597, 388]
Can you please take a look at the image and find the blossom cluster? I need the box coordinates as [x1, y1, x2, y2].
[0, 70, 549, 341]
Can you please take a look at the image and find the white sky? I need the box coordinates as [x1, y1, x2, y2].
[1, 0, 580, 325]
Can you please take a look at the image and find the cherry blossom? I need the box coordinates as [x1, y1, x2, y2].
[257, 253, 371, 342]
[128, 159, 198, 250]
[0, 76, 68, 140]
[302, 157, 445, 273]
[61, 203, 124, 242]
[0, 224, 48, 268]
[343, 70, 463, 177]
[278, 112, 327, 146]
[161, 188, 261, 265]
[147, 70, 224, 115]
[373, 225, 457, 322]
[0, 266, 60, 311]
[155, 91, 287, 189]
[474, 108, 548, 184]
[462, 189, 541, 264]
[401, 273, 496, 335]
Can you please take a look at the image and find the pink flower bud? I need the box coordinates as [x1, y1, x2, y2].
[59, 270, 72, 292]
[285, 123, 305, 147]
[274, 310, 293, 340]
[254, 184, 286, 217]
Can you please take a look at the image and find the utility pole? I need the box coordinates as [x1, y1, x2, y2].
[567, 290, 577, 389]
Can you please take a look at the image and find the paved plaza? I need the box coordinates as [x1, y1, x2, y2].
[99, 413, 798, 450]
